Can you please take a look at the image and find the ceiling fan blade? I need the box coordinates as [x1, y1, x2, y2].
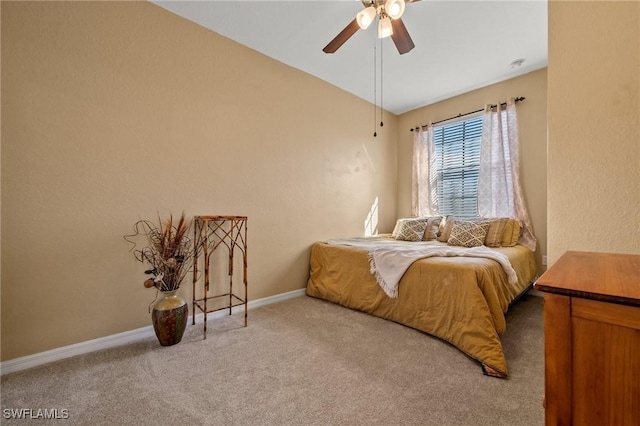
[323, 19, 360, 54]
[391, 18, 415, 54]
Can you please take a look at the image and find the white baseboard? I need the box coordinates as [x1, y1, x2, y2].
[0, 288, 306, 376]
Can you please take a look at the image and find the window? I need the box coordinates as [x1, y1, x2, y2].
[433, 114, 483, 217]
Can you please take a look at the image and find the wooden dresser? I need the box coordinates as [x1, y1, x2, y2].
[534, 251, 640, 426]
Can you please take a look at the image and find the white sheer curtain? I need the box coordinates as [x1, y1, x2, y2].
[411, 126, 439, 217]
[478, 98, 537, 251]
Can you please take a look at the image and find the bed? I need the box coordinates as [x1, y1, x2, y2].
[305, 231, 537, 378]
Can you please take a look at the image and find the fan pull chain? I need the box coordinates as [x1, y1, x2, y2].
[373, 39, 377, 137]
[380, 37, 384, 129]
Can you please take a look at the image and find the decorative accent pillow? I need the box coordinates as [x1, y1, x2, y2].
[483, 218, 509, 247]
[447, 220, 490, 248]
[421, 216, 442, 241]
[392, 218, 428, 242]
[437, 215, 454, 242]
[501, 219, 522, 247]
[437, 216, 483, 242]
[391, 219, 405, 238]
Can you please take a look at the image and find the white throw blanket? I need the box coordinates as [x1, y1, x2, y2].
[325, 237, 518, 299]
[367, 245, 518, 298]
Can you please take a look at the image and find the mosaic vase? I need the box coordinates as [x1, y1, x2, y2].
[151, 290, 188, 346]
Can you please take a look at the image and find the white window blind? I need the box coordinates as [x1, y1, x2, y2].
[433, 114, 483, 217]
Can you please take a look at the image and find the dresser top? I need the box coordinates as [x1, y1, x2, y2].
[534, 251, 640, 307]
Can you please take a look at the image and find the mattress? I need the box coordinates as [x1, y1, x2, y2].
[305, 236, 538, 377]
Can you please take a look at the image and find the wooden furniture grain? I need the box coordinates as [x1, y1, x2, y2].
[192, 215, 248, 338]
[534, 251, 640, 426]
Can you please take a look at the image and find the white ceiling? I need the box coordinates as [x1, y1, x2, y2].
[152, 0, 548, 115]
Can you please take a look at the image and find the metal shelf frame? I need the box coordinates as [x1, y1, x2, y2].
[192, 215, 248, 338]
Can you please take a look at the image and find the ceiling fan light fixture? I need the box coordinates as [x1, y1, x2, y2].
[356, 6, 377, 30]
[385, 0, 405, 20]
[378, 16, 393, 38]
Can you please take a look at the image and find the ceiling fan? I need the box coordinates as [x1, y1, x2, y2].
[323, 0, 417, 55]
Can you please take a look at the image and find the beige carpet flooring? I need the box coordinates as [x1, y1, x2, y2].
[1, 294, 544, 425]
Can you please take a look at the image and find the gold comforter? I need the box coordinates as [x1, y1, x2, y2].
[306, 238, 537, 377]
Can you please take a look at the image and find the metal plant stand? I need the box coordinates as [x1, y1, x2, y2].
[192, 215, 248, 338]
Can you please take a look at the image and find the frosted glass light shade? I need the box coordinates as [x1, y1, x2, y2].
[356, 6, 377, 30]
[385, 0, 405, 20]
[378, 16, 393, 38]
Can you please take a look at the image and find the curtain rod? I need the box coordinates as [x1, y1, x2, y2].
[409, 96, 526, 132]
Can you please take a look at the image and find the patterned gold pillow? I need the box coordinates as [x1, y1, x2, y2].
[447, 220, 490, 248]
[483, 218, 509, 247]
[392, 218, 429, 242]
[501, 219, 522, 247]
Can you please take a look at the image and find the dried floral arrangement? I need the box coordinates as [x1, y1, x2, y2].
[124, 213, 194, 293]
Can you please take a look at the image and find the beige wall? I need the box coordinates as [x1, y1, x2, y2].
[0, 2, 398, 360]
[397, 69, 549, 272]
[547, 1, 639, 265]
[6, 1, 637, 363]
